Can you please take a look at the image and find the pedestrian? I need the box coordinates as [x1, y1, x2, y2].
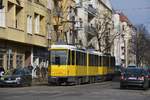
[34, 65, 40, 81]
[41, 66, 46, 80]
[27, 64, 33, 74]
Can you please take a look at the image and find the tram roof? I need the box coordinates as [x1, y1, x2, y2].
[50, 45, 111, 56]
[88, 50, 103, 55]
[51, 45, 77, 50]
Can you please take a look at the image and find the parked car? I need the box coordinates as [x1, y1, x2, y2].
[146, 69, 150, 87]
[127, 65, 137, 68]
[0, 68, 32, 87]
[120, 67, 149, 90]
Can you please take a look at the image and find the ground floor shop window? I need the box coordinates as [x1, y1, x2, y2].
[7, 54, 13, 69]
[0, 53, 3, 67]
[16, 54, 23, 68]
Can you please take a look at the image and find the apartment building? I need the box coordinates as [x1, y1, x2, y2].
[113, 12, 136, 67]
[0, 0, 51, 70]
[49, 0, 76, 45]
[75, 0, 113, 51]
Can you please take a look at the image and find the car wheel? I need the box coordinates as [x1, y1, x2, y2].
[27, 82, 32, 86]
[143, 81, 149, 90]
[143, 86, 148, 90]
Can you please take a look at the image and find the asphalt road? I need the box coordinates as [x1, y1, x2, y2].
[0, 81, 150, 100]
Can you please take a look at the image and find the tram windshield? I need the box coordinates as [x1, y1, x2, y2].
[51, 50, 67, 65]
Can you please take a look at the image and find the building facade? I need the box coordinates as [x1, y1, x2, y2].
[48, 0, 77, 45]
[75, 0, 113, 51]
[113, 12, 136, 67]
[0, 0, 51, 70]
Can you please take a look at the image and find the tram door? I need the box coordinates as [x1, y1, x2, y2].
[67, 50, 76, 77]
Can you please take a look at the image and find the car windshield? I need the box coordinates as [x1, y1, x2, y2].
[12, 69, 25, 75]
[125, 68, 145, 75]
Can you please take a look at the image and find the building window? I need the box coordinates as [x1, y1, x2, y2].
[122, 52, 125, 55]
[122, 25, 125, 31]
[27, 15, 32, 34]
[7, 54, 13, 69]
[0, 53, 3, 67]
[0, 0, 5, 27]
[40, 15, 45, 34]
[15, 5, 23, 29]
[7, 1, 14, 27]
[16, 54, 23, 68]
[0, 7, 5, 27]
[34, 13, 40, 33]
[34, 13, 45, 35]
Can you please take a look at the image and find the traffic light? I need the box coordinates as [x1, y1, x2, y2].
[0, 0, 3, 9]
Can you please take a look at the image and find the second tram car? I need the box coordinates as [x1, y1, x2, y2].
[48, 45, 115, 85]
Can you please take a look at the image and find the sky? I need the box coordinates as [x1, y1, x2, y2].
[110, 0, 150, 29]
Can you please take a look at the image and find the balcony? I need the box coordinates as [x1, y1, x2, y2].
[85, 4, 97, 17]
[34, 0, 45, 7]
[121, 55, 125, 59]
[85, 25, 97, 35]
[75, 2, 82, 8]
[53, 8, 63, 18]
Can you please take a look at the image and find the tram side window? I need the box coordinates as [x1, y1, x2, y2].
[93, 55, 95, 66]
[98, 56, 102, 66]
[68, 50, 70, 65]
[112, 57, 115, 67]
[76, 51, 86, 66]
[106, 56, 109, 67]
[82, 52, 86, 66]
[80, 52, 82, 65]
[89, 54, 92, 66]
[72, 51, 75, 65]
[92, 55, 95, 66]
[89, 54, 95, 66]
[76, 51, 79, 65]
[103, 56, 107, 66]
[84, 53, 87, 66]
[95, 55, 98, 66]
[82, 52, 85, 66]
[110, 57, 113, 67]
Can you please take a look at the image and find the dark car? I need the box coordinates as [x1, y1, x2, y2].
[146, 69, 150, 87]
[0, 68, 32, 87]
[120, 67, 149, 90]
[128, 65, 137, 68]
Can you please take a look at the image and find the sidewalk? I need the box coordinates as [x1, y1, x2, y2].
[32, 78, 48, 86]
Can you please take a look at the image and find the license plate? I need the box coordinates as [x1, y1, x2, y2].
[5, 80, 15, 83]
[128, 77, 137, 80]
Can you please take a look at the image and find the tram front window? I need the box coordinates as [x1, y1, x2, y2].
[51, 50, 67, 65]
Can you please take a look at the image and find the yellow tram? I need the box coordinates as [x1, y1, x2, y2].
[48, 45, 115, 85]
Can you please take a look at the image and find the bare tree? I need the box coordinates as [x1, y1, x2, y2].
[87, 12, 121, 53]
[131, 24, 150, 67]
